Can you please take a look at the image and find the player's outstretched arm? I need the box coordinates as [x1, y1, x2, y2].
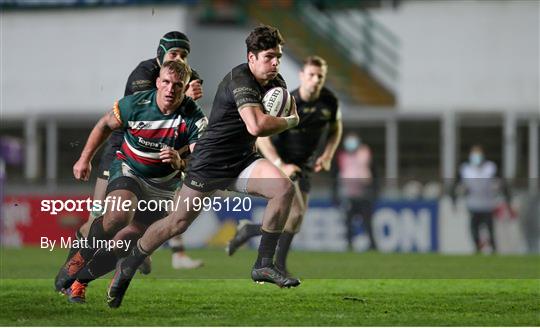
[73, 110, 122, 181]
[239, 100, 298, 137]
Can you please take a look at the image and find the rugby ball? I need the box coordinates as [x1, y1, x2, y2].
[262, 87, 292, 117]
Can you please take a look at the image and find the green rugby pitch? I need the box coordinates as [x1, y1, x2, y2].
[1, 247, 538, 326]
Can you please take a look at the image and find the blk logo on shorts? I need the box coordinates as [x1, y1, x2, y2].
[190, 180, 204, 188]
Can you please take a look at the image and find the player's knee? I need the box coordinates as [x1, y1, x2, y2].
[279, 179, 295, 202]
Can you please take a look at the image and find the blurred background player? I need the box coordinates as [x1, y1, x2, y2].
[337, 133, 379, 251]
[226, 55, 342, 275]
[58, 60, 207, 303]
[54, 32, 204, 281]
[455, 144, 512, 253]
[106, 25, 302, 308]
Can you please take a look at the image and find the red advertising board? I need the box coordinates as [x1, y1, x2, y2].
[2, 195, 89, 246]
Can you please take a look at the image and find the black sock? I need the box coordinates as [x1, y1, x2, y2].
[64, 230, 83, 264]
[76, 248, 118, 284]
[246, 224, 263, 238]
[254, 231, 281, 268]
[275, 232, 295, 271]
[79, 216, 112, 261]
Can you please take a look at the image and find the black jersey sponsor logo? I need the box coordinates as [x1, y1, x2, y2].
[232, 86, 258, 96]
[233, 87, 259, 105]
[237, 97, 260, 108]
[131, 80, 153, 93]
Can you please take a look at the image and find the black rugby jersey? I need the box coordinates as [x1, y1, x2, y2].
[270, 87, 339, 170]
[188, 63, 286, 177]
[106, 58, 202, 155]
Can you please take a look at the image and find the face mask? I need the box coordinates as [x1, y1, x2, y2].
[344, 137, 360, 152]
[469, 153, 483, 166]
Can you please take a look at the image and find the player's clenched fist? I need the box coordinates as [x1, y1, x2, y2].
[186, 80, 203, 100]
[160, 147, 186, 171]
[73, 159, 92, 181]
[313, 155, 332, 173]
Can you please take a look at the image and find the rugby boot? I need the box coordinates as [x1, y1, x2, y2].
[68, 281, 87, 304]
[275, 265, 293, 279]
[56, 251, 86, 292]
[107, 258, 137, 308]
[54, 247, 80, 293]
[251, 264, 301, 288]
[226, 220, 254, 256]
[54, 267, 70, 294]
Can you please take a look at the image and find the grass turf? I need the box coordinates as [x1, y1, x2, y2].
[0, 247, 539, 326]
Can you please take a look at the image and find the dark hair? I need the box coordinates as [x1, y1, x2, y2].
[161, 60, 192, 82]
[303, 55, 327, 68]
[245, 25, 284, 56]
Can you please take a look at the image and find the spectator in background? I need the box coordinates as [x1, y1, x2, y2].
[455, 144, 511, 254]
[337, 132, 379, 251]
